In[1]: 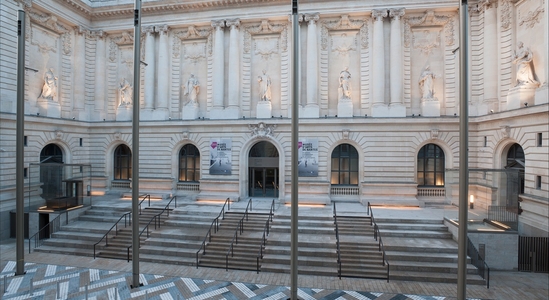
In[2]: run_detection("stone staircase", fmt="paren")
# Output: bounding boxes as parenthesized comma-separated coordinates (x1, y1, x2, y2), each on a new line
(375, 218, 486, 284)
(261, 215, 338, 276)
(336, 216, 388, 279)
(196, 211, 271, 271)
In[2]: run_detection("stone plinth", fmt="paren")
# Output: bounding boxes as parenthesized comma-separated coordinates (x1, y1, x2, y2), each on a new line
(420, 98, 440, 117)
(535, 84, 548, 105)
(37, 99, 61, 118)
(256, 101, 272, 119)
(337, 99, 353, 117)
(507, 85, 538, 109)
(302, 104, 319, 118)
(209, 107, 225, 119)
(116, 105, 132, 121)
(224, 106, 241, 119)
(182, 104, 199, 120)
(371, 103, 406, 118)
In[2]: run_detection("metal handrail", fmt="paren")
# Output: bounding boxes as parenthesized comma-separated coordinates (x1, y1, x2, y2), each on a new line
(256, 199, 276, 273)
(28, 213, 62, 253)
(467, 237, 490, 288)
(93, 212, 132, 259)
(225, 199, 253, 270)
(333, 202, 342, 279)
(196, 198, 231, 268)
(368, 202, 390, 282)
(138, 194, 151, 214)
(127, 195, 177, 261)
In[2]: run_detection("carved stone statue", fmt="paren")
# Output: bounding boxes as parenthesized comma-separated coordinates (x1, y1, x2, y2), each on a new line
(118, 78, 133, 106)
(257, 69, 272, 101)
(512, 42, 539, 87)
(183, 73, 200, 106)
(338, 67, 352, 101)
(39, 68, 58, 101)
(419, 65, 436, 99)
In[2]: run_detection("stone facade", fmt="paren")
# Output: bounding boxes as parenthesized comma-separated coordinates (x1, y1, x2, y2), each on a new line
(0, 0, 547, 240)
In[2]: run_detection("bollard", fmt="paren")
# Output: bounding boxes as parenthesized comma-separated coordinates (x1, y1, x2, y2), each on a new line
(30, 278, 33, 295)
(4, 276, 7, 293)
(57, 281, 60, 299)
(85, 285, 88, 299)
(116, 287, 118, 300)
(145, 290, 148, 300)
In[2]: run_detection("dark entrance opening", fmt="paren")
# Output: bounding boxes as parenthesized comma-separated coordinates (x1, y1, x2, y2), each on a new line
(249, 141, 279, 198)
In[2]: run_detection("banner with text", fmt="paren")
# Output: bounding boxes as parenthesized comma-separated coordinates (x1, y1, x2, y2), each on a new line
(298, 139, 319, 177)
(209, 139, 232, 175)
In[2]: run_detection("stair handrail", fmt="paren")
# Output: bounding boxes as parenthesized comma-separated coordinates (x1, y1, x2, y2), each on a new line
(333, 202, 342, 279)
(196, 197, 231, 268)
(256, 199, 276, 274)
(28, 213, 62, 253)
(127, 195, 177, 261)
(138, 194, 151, 215)
(225, 199, 253, 271)
(93, 211, 132, 259)
(467, 236, 490, 288)
(367, 202, 390, 282)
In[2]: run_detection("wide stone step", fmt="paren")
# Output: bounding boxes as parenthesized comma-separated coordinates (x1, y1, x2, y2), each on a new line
(39, 239, 92, 250)
(198, 255, 260, 271)
(375, 218, 443, 224)
(378, 223, 449, 231)
(261, 263, 338, 277)
(140, 245, 198, 258)
(264, 245, 336, 257)
(270, 226, 334, 234)
(34, 245, 93, 257)
(51, 230, 103, 241)
(379, 230, 453, 239)
(262, 254, 337, 267)
(384, 245, 458, 254)
(389, 270, 486, 285)
(385, 251, 463, 263)
(389, 261, 479, 274)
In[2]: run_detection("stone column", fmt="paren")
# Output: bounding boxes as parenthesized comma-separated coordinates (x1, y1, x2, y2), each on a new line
(226, 19, 240, 119)
(154, 25, 169, 119)
(210, 20, 225, 119)
(143, 26, 156, 112)
(389, 8, 406, 117)
(93, 31, 106, 121)
(371, 9, 388, 117)
(73, 26, 87, 120)
(481, 0, 498, 114)
(304, 13, 320, 118)
(535, 0, 549, 105)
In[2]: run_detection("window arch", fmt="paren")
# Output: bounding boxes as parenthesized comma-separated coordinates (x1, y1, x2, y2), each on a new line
(40, 144, 63, 163)
(417, 143, 445, 186)
(505, 143, 525, 194)
(114, 144, 131, 180)
(330, 144, 358, 185)
(249, 141, 279, 157)
(179, 144, 200, 182)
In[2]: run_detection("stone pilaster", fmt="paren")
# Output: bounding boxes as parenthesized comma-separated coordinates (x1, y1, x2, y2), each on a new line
(143, 26, 156, 111)
(73, 26, 86, 120)
(304, 13, 320, 118)
(210, 20, 225, 119)
(226, 19, 240, 119)
(480, 0, 498, 114)
(154, 25, 169, 119)
(371, 9, 388, 117)
(93, 30, 106, 121)
(389, 8, 406, 117)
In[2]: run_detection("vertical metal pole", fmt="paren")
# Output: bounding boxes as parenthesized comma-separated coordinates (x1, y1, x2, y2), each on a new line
(290, 1, 299, 299)
(16, 9, 26, 276)
(131, 0, 142, 289)
(457, 0, 469, 299)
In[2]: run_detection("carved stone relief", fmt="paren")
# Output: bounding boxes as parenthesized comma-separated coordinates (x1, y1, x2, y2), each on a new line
(412, 28, 441, 56)
(519, 4, 545, 28)
(404, 10, 455, 48)
(27, 9, 71, 55)
(172, 26, 212, 58)
(321, 15, 368, 51)
(243, 20, 287, 54)
(249, 122, 277, 138)
(501, 0, 513, 29)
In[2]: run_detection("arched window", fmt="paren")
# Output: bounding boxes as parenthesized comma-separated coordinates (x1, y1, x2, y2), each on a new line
(249, 141, 279, 157)
(330, 144, 359, 185)
(40, 144, 63, 163)
(179, 144, 200, 182)
(114, 144, 131, 180)
(417, 144, 445, 186)
(506, 143, 525, 194)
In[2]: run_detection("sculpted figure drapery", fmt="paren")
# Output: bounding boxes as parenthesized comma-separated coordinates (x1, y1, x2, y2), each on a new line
(257, 70, 272, 101)
(184, 73, 200, 105)
(338, 67, 352, 101)
(512, 42, 539, 87)
(118, 78, 133, 106)
(39, 68, 58, 101)
(419, 65, 436, 99)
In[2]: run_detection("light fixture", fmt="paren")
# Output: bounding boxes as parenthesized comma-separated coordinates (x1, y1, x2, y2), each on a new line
(324, 115, 327, 118)
(490, 110, 494, 113)
(365, 114, 367, 117)
(412, 114, 415, 117)
(469, 195, 474, 209)
(524, 102, 528, 107)
(168, 117, 171, 120)
(37, 112, 40, 116)
(335, 115, 338, 118)
(454, 113, 457, 116)
(418, 114, 421, 117)
(72, 117, 75, 120)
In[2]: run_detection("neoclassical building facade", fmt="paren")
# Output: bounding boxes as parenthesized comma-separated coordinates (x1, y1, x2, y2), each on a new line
(0, 0, 547, 239)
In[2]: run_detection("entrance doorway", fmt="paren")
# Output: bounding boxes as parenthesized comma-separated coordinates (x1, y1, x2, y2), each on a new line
(248, 141, 279, 198)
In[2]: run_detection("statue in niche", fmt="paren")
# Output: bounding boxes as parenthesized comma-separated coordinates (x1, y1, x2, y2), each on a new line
(118, 78, 133, 107)
(338, 67, 352, 101)
(257, 70, 272, 101)
(419, 65, 436, 100)
(39, 68, 58, 101)
(183, 74, 200, 106)
(512, 42, 539, 87)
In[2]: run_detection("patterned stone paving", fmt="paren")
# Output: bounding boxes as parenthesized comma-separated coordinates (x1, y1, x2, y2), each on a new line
(1, 261, 485, 300)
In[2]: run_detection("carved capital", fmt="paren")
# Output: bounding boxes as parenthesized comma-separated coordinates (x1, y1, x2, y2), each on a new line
(304, 13, 320, 24)
(143, 25, 155, 35)
(389, 8, 405, 20)
(478, 0, 498, 12)
(90, 30, 105, 40)
(155, 24, 169, 35)
(372, 9, 388, 21)
(226, 19, 241, 29)
(211, 20, 225, 29)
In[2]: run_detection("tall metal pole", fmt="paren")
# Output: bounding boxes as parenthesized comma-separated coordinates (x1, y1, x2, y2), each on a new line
(131, 0, 142, 288)
(290, 1, 300, 299)
(457, 0, 469, 298)
(15, 10, 26, 276)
